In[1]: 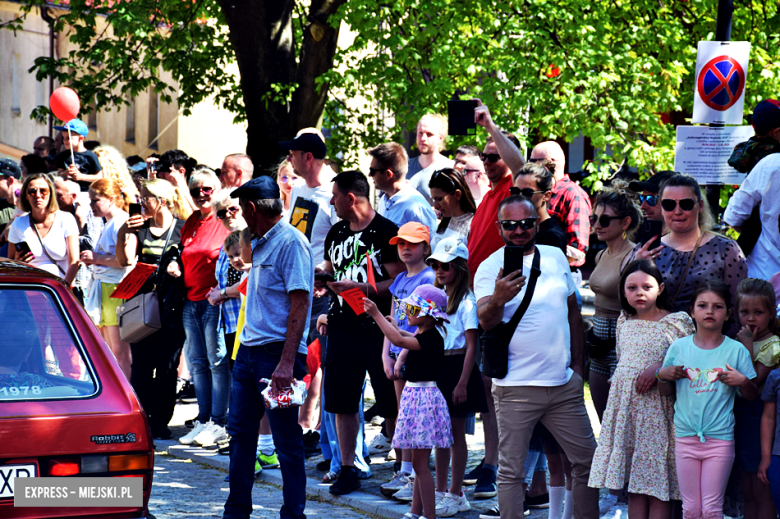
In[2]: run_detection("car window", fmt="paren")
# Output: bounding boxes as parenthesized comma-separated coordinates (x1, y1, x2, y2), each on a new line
(0, 287, 98, 400)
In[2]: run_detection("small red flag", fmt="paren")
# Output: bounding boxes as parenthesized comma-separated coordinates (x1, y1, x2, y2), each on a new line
(365, 251, 377, 294)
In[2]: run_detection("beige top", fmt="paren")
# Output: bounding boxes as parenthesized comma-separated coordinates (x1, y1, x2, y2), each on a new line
(590, 242, 634, 318)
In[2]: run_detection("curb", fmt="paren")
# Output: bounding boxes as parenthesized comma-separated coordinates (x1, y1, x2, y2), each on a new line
(158, 440, 410, 519)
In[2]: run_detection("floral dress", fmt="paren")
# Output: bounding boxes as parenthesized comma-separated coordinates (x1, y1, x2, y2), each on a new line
(589, 311, 695, 501)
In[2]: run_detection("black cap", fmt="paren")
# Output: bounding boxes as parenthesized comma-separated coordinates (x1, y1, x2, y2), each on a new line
(752, 99, 780, 136)
(231, 176, 280, 200)
(279, 132, 327, 160)
(629, 171, 675, 194)
(0, 158, 22, 179)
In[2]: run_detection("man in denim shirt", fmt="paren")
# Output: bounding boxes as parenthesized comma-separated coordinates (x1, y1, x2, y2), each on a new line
(223, 176, 314, 519)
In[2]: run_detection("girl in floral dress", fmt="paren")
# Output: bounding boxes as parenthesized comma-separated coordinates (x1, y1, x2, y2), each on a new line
(589, 260, 695, 519)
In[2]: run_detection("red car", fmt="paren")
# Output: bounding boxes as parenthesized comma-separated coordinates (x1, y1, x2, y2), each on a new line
(0, 260, 154, 518)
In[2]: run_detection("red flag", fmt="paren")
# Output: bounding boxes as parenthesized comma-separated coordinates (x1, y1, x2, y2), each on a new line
(365, 251, 377, 294)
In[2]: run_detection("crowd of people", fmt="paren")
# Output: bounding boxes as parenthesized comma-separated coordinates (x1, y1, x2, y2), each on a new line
(1, 97, 780, 519)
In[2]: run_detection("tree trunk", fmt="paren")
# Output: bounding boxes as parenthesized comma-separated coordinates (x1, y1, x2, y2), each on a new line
(217, 0, 346, 176)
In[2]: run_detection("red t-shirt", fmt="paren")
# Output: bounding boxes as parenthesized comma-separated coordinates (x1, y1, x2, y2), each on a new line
(180, 212, 231, 302)
(468, 174, 512, 281)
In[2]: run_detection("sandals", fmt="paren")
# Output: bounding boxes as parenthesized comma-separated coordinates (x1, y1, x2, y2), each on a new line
(322, 470, 340, 483)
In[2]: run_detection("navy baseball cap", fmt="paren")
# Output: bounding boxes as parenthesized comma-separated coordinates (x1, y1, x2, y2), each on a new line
(231, 176, 280, 200)
(629, 171, 675, 194)
(53, 119, 89, 137)
(0, 158, 22, 179)
(752, 99, 780, 136)
(279, 131, 327, 160)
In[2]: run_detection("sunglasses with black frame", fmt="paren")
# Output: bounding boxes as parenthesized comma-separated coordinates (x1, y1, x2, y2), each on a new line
(660, 198, 697, 212)
(499, 218, 537, 231)
(480, 153, 501, 163)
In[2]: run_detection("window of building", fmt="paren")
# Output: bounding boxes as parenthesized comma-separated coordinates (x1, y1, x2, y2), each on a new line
(11, 55, 21, 117)
(125, 97, 135, 143)
(148, 89, 159, 150)
(87, 103, 98, 131)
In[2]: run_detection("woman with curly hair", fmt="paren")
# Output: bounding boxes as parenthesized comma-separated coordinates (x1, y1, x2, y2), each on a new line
(93, 145, 140, 201)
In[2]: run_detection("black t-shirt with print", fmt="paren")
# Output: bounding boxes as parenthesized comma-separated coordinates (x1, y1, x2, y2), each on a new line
(135, 219, 184, 294)
(56, 150, 102, 191)
(401, 327, 444, 382)
(324, 213, 398, 327)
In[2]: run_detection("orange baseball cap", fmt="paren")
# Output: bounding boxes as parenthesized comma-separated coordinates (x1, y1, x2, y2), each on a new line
(389, 222, 430, 245)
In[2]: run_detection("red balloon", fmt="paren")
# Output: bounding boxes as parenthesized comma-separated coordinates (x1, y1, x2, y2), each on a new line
(50, 87, 80, 122)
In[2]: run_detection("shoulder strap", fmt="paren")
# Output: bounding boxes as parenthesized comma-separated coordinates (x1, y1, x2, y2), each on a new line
(504, 247, 541, 337)
(30, 217, 67, 277)
(670, 231, 705, 305)
(153, 220, 177, 288)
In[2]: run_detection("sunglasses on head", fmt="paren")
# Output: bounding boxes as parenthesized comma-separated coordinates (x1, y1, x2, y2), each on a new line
(427, 260, 452, 272)
(431, 169, 456, 188)
(217, 206, 240, 219)
(406, 304, 421, 317)
(589, 214, 623, 227)
(480, 153, 501, 163)
(661, 198, 697, 212)
(638, 194, 658, 207)
(509, 186, 546, 198)
(190, 186, 214, 198)
(499, 218, 537, 231)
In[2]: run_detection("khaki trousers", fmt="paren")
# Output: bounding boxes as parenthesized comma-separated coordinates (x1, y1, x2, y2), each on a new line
(492, 374, 599, 519)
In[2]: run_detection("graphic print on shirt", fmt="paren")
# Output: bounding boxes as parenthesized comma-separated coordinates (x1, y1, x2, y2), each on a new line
(289, 197, 319, 241)
(393, 293, 411, 327)
(684, 366, 723, 395)
(327, 231, 381, 284)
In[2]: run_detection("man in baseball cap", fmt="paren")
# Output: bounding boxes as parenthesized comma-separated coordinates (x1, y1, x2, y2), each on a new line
(279, 128, 327, 160)
(0, 158, 22, 180)
(629, 170, 674, 221)
(727, 99, 780, 175)
(53, 119, 102, 190)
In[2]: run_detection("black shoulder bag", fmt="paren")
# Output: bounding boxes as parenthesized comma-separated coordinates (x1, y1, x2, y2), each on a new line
(480, 247, 541, 379)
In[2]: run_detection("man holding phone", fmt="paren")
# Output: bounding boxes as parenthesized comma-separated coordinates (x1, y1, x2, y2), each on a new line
(474, 194, 597, 519)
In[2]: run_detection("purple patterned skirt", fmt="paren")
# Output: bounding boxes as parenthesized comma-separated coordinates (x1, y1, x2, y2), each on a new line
(392, 383, 453, 449)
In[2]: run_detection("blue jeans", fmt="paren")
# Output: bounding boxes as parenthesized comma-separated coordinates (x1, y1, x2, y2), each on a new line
(224, 344, 307, 519)
(183, 299, 230, 426)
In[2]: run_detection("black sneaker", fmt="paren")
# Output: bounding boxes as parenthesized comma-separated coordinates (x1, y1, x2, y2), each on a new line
(364, 403, 380, 423)
(479, 505, 500, 518)
(473, 469, 497, 499)
(329, 466, 361, 495)
(216, 437, 231, 455)
(152, 427, 173, 440)
(526, 491, 550, 509)
(316, 459, 332, 472)
(464, 458, 484, 485)
(303, 430, 321, 457)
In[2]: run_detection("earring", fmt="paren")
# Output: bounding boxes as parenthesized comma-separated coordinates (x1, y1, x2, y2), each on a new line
(622, 231, 627, 240)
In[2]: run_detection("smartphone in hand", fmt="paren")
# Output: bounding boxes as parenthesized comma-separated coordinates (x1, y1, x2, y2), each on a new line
(639, 220, 663, 250)
(129, 203, 142, 217)
(14, 241, 33, 258)
(504, 246, 524, 277)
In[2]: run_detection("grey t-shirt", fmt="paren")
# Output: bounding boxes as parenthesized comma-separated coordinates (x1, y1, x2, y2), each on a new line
(406, 156, 455, 205)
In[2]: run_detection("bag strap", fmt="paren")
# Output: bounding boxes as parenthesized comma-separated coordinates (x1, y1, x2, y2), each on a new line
(503, 247, 541, 338)
(30, 217, 67, 277)
(153, 220, 177, 288)
(670, 231, 705, 305)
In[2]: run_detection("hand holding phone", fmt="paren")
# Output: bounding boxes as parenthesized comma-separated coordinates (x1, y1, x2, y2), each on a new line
(129, 203, 142, 217)
(504, 246, 525, 277)
(14, 241, 34, 262)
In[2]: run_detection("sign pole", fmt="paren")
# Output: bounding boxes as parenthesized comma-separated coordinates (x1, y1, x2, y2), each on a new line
(705, 0, 735, 223)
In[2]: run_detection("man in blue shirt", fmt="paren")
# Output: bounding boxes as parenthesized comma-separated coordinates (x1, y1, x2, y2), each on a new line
(223, 176, 314, 519)
(369, 142, 438, 235)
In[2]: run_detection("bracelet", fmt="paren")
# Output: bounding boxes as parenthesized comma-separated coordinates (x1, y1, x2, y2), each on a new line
(655, 367, 667, 383)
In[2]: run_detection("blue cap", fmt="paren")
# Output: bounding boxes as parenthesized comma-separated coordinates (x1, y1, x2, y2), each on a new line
(53, 119, 89, 137)
(230, 176, 280, 200)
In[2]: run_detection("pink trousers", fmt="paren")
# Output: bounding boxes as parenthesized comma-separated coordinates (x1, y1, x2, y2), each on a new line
(675, 435, 735, 519)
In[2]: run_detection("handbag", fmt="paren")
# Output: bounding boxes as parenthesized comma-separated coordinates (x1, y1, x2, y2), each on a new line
(479, 247, 541, 379)
(117, 222, 176, 343)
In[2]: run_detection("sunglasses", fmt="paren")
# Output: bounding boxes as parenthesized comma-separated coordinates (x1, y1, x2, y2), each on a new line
(589, 214, 623, 227)
(638, 194, 658, 207)
(661, 198, 697, 212)
(368, 167, 385, 177)
(281, 175, 296, 184)
(431, 169, 456, 188)
(406, 304, 421, 317)
(190, 186, 214, 198)
(509, 186, 546, 198)
(27, 188, 49, 197)
(499, 218, 537, 231)
(480, 153, 501, 163)
(427, 260, 452, 272)
(217, 206, 240, 219)
(527, 157, 544, 163)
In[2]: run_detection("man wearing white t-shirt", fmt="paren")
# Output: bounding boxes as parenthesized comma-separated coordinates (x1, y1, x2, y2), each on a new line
(474, 194, 597, 519)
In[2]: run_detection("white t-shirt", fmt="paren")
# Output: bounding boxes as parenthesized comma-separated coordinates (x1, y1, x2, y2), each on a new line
(9, 211, 79, 278)
(92, 213, 130, 280)
(443, 291, 479, 351)
(474, 245, 575, 387)
(288, 182, 339, 268)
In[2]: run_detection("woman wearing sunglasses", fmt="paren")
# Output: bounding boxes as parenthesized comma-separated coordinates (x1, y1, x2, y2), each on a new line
(629, 173, 747, 326)
(275, 160, 298, 216)
(512, 161, 566, 254)
(428, 168, 477, 250)
(168, 168, 232, 447)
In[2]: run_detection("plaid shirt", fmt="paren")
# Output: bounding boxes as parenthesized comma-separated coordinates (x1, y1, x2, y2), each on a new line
(548, 175, 591, 267)
(215, 247, 241, 334)
(75, 207, 104, 289)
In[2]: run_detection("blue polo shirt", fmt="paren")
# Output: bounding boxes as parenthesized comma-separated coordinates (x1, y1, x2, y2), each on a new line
(240, 219, 314, 354)
(378, 184, 438, 236)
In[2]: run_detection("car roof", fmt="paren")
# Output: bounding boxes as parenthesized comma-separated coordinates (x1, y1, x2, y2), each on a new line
(0, 257, 68, 284)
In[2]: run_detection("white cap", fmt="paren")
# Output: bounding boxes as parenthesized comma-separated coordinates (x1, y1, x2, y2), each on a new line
(427, 236, 469, 263)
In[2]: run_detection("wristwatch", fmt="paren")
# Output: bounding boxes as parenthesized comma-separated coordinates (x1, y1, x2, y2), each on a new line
(220, 288, 227, 298)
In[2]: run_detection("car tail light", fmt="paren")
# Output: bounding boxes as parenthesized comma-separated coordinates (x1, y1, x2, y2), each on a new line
(49, 458, 80, 476)
(108, 453, 153, 472)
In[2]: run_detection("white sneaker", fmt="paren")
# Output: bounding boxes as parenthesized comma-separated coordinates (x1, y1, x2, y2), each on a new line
(179, 420, 206, 445)
(385, 449, 397, 461)
(435, 490, 447, 505)
(393, 476, 415, 501)
(380, 471, 410, 497)
(437, 492, 471, 517)
(368, 433, 392, 455)
(599, 494, 619, 516)
(402, 514, 419, 519)
(193, 421, 228, 447)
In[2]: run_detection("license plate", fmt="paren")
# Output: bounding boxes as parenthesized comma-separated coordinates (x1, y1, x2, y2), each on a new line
(0, 464, 36, 499)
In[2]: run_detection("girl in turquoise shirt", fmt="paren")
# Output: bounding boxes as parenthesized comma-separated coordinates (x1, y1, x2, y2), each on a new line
(658, 280, 758, 519)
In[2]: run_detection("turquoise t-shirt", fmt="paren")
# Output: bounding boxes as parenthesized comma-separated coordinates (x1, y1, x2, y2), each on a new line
(662, 335, 756, 442)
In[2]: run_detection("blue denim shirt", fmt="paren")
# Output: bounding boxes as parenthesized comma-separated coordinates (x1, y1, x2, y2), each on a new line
(378, 185, 438, 236)
(239, 219, 313, 353)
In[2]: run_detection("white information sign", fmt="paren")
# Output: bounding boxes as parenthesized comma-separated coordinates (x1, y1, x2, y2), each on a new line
(692, 41, 750, 125)
(674, 125, 754, 185)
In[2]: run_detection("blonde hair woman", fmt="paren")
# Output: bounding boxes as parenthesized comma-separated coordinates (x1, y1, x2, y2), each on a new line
(276, 160, 298, 215)
(80, 178, 132, 378)
(93, 145, 140, 201)
(144, 177, 191, 220)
